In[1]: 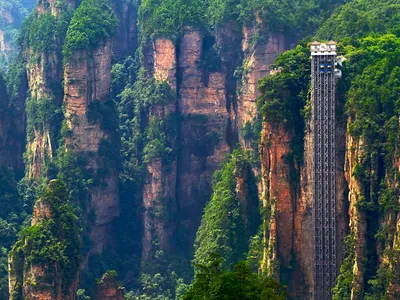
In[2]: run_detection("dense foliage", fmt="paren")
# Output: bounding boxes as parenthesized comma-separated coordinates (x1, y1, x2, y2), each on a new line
(335, 34, 400, 299)
(25, 96, 62, 141)
(63, 0, 117, 58)
(194, 150, 260, 270)
(110, 55, 190, 299)
(0, 69, 27, 299)
(345, 35, 400, 163)
(0, 168, 29, 299)
(139, 0, 348, 40)
(333, 234, 355, 300)
(20, 12, 58, 55)
(18, 1, 73, 61)
(258, 43, 311, 170)
(258, 44, 310, 125)
(112, 60, 177, 186)
(183, 255, 287, 300)
(10, 179, 81, 298)
(316, 0, 400, 40)
(139, 0, 206, 40)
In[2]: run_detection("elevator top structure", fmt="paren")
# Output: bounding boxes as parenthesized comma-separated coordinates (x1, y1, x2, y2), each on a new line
(310, 41, 337, 56)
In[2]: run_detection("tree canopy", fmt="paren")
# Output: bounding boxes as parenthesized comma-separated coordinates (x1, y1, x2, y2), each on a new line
(183, 255, 287, 300)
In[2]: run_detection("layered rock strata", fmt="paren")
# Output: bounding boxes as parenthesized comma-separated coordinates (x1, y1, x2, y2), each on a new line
(63, 40, 119, 255)
(25, 0, 76, 178)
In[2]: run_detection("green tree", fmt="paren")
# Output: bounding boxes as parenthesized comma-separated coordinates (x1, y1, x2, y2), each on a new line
(9, 179, 82, 296)
(139, 0, 206, 40)
(316, 0, 400, 40)
(63, 0, 117, 58)
(194, 150, 260, 270)
(183, 255, 287, 300)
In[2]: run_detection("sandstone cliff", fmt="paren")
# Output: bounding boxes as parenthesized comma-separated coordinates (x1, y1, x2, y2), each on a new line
(8, 180, 80, 300)
(24, 0, 76, 179)
(259, 68, 348, 299)
(176, 27, 232, 247)
(344, 125, 367, 299)
(139, 24, 292, 270)
(8, 0, 137, 294)
(9, 2, 353, 298)
(112, 0, 138, 60)
(239, 27, 288, 148)
(0, 29, 11, 60)
(141, 38, 177, 260)
(63, 39, 119, 255)
(387, 147, 400, 298)
(344, 118, 400, 300)
(137, 28, 234, 271)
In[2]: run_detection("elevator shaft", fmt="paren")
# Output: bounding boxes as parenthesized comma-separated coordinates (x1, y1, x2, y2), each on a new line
(311, 42, 337, 300)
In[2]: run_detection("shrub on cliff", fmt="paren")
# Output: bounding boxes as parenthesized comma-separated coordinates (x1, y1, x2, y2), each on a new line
(63, 0, 117, 58)
(139, 0, 206, 40)
(315, 0, 400, 40)
(9, 179, 82, 294)
(183, 256, 287, 300)
(194, 149, 260, 270)
(258, 43, 310, 167)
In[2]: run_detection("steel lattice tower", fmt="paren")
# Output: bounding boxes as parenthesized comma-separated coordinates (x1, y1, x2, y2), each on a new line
(310, 41, 338, 300)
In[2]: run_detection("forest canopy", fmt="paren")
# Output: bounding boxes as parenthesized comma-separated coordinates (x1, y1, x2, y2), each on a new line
(139, 0, 349, 40)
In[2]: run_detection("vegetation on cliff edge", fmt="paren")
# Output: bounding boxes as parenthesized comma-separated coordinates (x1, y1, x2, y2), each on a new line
(63, 0, 117, 58)
(194, 149, 260, 270)
(9, 179, 81, 298)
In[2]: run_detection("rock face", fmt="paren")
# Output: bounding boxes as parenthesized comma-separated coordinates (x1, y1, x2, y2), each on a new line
(142, 38, 177, 259)
(388, 147, 400, 298)
(139, 25, 291, 264)
(9, 1, 136, 294)
(388, 142, 400, 300)
(63, 40, 119, 255)
(9, 201, 76, 300)
(235, 155, 260, 244)
(0, 30, 11, 54)
(176, 27, 232, 246)
(260, 120, 314, 298)
(0, 73, 26, 175)
(344, 117, 399, 300)
(112, 0, 138, 60)
(25, 0, 76, 179)
(239, 28, 288, 144)
(260, 122, 296, 275)
(140, 27, 244, 260)
(345, 130, 367, 299)
(259, 83, 348, 298)
(6, 2, 399, 299)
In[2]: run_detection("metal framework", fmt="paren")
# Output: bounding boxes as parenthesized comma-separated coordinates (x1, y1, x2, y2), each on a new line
(311, 42, 337, 300)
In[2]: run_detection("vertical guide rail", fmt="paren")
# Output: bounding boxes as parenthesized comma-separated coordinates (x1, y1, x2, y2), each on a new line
(324, 54, 331, 297)
(317, 54, 324, 299)
(330, 56, 337, 289)
(311, 43, 337, 300)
